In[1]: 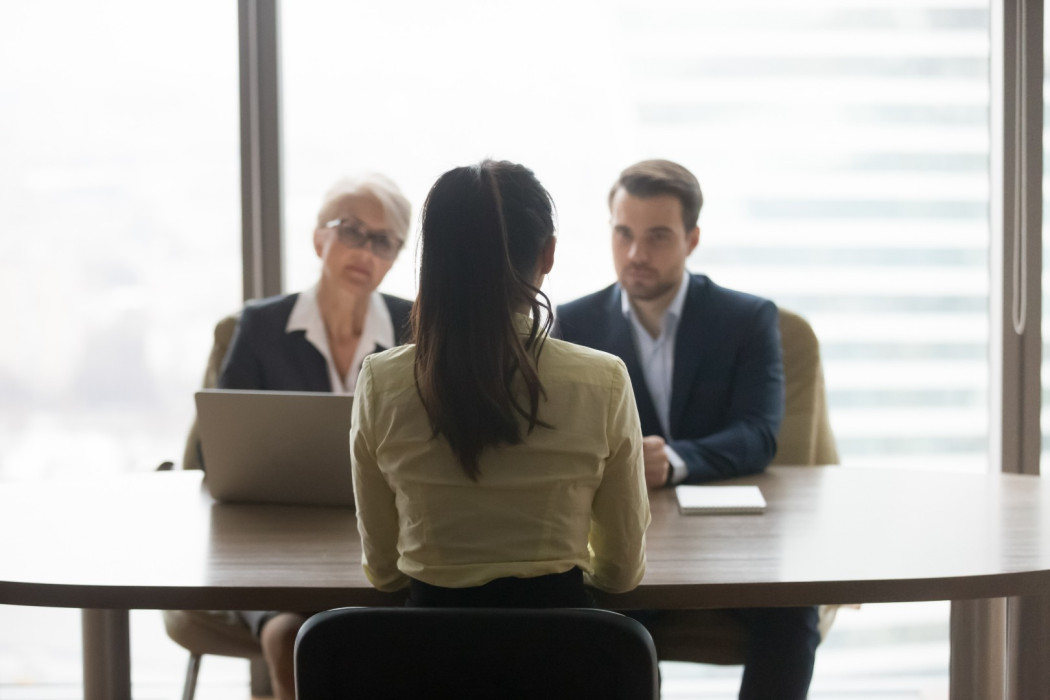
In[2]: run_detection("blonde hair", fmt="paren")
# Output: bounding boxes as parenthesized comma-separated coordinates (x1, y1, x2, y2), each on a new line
(317, 173, 412, 242)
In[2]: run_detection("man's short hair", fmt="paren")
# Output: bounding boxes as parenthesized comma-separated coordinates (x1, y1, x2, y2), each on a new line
(317, 173, 412, 242)
(609, 159, 703, 231)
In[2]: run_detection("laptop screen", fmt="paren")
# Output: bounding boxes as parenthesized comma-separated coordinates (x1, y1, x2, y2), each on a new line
(196, 389, 356, 508)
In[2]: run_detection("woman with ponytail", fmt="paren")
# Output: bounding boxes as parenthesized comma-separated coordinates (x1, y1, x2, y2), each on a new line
(351, 160, 649, 607)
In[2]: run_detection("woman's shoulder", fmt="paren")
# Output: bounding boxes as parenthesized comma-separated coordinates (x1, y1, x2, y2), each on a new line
(236, 292, 299, 334)
(361, 344, 418, 390)
(379, 293, 413, 344)
(542, 337, 629, 386)
(241, 292, 298, 318)
(380, 293, 413, 315)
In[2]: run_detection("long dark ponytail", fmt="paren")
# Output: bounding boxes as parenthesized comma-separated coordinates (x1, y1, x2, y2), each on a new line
(412, 160, 555, 480)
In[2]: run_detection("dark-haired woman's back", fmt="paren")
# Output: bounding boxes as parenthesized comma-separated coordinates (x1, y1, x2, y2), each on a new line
(352, 159, 648, 608)
(351, 320, 649, 603)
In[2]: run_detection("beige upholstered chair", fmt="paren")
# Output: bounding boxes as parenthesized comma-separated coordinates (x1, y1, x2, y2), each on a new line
(771, 307, 839, 469)
(162, 608, 271, 700)
(646, 307, 841, 665)
(161, 312, 275, 700)
(180, 313, 239, 472)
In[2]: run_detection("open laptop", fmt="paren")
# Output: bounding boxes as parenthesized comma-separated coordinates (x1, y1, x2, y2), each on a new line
(195, 389, 356, 508)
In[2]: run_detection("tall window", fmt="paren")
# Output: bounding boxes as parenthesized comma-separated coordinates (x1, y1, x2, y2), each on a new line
(282, 0, 991, 473)
(0, 1, 240, 481)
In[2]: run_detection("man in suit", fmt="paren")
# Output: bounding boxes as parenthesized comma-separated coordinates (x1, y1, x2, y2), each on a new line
(555, 159, 820, 699)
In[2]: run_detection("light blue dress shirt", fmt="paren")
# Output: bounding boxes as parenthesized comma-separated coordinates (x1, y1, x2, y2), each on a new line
(621, 276, 690, 485)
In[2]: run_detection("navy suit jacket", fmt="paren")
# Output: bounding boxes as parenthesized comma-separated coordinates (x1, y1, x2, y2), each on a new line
(219, 292, 413, 392)
(554, 274, 784, 483)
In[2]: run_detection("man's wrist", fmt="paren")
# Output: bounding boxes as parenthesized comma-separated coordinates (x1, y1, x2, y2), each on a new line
(664, 445, 687, 487)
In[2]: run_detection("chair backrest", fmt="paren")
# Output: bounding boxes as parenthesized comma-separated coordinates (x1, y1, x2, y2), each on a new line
(772, 308, 839, 466)
(181, 312, 240, 471)
(294, 607, 659, 700)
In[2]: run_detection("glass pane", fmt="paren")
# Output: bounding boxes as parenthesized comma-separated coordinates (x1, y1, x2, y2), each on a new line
(283, 5, 984, 694)
(0, 1, 240, 483)
(283, 0, 990, 474)
(0, 0, 240, 691)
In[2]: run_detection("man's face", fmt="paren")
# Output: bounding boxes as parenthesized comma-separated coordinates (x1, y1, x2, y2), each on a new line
(610, 188, 699, 303)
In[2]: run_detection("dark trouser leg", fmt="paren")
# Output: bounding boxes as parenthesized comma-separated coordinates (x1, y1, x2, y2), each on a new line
(732, 606, 820, 700)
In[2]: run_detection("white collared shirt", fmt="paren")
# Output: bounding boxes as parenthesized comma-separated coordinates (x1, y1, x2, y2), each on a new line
(621, 274, 690, 484)
(286, 284, 395, 394)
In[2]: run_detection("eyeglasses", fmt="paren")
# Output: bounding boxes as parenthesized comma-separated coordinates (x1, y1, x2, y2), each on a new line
(325, 218, 403, 261)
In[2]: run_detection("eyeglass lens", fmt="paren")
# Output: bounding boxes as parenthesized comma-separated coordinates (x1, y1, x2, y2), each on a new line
(330, 220, 401, 260)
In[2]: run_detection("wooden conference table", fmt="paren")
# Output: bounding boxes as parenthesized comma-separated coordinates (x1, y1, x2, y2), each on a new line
(0, 466, 1048, 700)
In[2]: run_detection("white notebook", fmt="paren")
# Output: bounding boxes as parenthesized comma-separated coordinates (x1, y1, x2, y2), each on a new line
(675, 485, 767, 515)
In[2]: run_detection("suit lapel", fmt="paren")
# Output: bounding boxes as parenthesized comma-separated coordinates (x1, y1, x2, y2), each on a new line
(669, 275, 708, 438)
(606, 287, 663, 437)
(287, 331, 332, 392)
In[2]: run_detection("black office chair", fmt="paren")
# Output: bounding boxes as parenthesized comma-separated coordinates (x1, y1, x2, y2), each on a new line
(294, 607, 659, 700)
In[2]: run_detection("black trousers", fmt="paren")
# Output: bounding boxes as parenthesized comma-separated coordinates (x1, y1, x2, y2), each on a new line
(407, 567, 594, 608)
(630, 606, 820, 700)
(732, 606, 820, 700)
(238, 569, 593, 637)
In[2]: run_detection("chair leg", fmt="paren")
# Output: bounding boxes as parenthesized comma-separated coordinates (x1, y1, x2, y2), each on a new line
(250, 656, 274, 697)
(182, 653, 201, 700)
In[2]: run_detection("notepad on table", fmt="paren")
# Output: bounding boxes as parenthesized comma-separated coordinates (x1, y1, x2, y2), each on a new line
(675, 485, 767, 515)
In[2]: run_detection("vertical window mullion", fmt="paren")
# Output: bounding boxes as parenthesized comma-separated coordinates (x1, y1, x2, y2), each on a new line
(239, 0, 284, 301)
(992, 0, 1042, 476)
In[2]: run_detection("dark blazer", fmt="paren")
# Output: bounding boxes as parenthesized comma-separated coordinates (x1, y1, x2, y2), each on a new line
(554, 274, 784, 483)
(219, 292, 413, 392)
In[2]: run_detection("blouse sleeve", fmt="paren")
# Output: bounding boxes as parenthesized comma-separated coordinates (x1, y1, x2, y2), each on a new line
(586, 358, 650, 593)
(350, 357, 409, 592)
